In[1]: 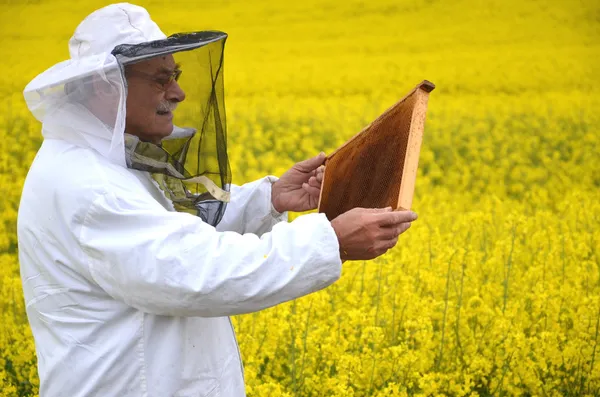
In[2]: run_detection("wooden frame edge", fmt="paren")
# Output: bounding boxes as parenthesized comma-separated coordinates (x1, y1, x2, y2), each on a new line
(325, 80, 435, 160)
(317, 80, 435, 213)
(396, 88, 432, 210)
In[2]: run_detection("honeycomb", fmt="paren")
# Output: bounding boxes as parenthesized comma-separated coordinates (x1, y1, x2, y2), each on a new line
(318, 80, 435, 221)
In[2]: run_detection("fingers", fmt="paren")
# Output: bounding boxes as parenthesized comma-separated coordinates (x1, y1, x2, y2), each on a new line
(304, 173, 322, 196)
(380, 236, 400, 251)
(302, 183, 321, 197)
(376, 210, 418, 226)
(307, 176, 320, 189)
(369, 235, 399, 257)
(398, 221, 412, 234)
(373, 223, 410, 256)
(378, 222, 411, 239)
(333, 206, 417, 261)
(361, 206, 393, 214)
(296, 152, 326, 172)
(312, 165, 325, 180)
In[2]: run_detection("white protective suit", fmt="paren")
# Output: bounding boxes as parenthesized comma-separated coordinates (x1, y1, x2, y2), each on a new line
(17, 3, 342, 397)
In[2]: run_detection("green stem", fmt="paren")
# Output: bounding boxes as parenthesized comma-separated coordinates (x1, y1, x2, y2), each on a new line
(455, 239, 469, 367)
(503, 225, 516, 314)
(391, 289, 397, 342)
(290, 300, 297, 391)
(436, 249, 457, 371)
(360, 260, 367, 296)
(374, 260, 383, 326)
(587, 304, 600, 395)
(296, 299, 313, 395)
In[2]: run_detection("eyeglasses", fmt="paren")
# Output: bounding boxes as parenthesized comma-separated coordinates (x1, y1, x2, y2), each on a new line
(126, 68, 183, 90)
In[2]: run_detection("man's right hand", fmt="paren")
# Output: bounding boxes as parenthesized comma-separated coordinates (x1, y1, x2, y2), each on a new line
(330, 207, 418, 261)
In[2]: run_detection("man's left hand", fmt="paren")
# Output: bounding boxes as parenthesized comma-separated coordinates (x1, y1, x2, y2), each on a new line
(271, 152, 327, 213)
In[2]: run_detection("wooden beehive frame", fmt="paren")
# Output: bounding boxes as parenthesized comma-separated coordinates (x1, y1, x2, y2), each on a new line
(317, 80, 435, 220)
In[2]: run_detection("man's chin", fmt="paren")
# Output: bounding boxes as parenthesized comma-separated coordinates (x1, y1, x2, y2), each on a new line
(154, 129, 174, 143)
(152, 120, 175, 142)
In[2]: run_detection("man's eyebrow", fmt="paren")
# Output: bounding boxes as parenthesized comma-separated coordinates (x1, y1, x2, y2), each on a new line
(157, 63, 182, 74)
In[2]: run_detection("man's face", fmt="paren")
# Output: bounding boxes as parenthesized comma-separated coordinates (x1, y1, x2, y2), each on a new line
(124, 55, 186, 143)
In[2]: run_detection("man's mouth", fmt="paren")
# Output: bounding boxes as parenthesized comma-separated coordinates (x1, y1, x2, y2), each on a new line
(156, 110, 171, 116)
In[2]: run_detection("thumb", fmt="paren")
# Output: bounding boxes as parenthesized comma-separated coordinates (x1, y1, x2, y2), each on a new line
(296, 152, 326, 171)
(364, 206, 393, 213)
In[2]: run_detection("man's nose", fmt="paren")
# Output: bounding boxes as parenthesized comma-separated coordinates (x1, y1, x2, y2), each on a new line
(165, 80, 186, 102)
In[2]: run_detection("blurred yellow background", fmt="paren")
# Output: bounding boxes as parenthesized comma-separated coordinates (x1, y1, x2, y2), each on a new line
(1, 0, 599, 395)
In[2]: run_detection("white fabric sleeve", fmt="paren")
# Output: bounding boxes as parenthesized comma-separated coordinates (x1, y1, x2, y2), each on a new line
(216, 175, 286, 236)
(79, 189, 342, 317)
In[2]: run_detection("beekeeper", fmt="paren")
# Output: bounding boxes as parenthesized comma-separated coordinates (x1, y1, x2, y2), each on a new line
(17, 3, 418, 396)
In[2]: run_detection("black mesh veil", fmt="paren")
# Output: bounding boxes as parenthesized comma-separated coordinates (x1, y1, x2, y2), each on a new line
(113, 31, 231, 226)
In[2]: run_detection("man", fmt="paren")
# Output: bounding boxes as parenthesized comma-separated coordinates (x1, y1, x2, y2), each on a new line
(18, 3, 417, 396)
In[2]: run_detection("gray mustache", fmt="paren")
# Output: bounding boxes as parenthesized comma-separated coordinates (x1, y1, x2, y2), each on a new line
(157, 101, 178, 113)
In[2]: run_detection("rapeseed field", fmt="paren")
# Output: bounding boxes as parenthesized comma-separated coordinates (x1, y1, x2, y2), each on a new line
(1, 0, 599, 395)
